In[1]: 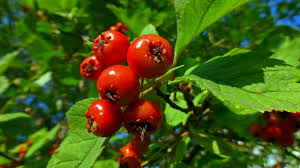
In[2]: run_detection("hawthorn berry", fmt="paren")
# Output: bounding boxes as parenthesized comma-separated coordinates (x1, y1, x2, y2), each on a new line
(275, 133, 295, 147)
(124, 100, 162, 138)
(93, 30, 130, 66)
(127, 34, 174, 78)
(86, 99, 122, 137)
(97, 65, 140, 106)
(130, 135, 150, 155)
(80, 55, 105, 81)
(248, 124, 262, 137)
(260, 124, 282, 142)
(119, 145, 142, 168)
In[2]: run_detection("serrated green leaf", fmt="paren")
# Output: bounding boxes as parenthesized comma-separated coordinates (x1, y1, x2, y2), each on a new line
(0, 76, 10, 94)
(174, 0, 251, 63)
(139, 24, 159, 36)
(25, 124, 60, 158)
(0, 49, 22, 75)
(172, 49, 300, 112)
(47, 98, 109, 168)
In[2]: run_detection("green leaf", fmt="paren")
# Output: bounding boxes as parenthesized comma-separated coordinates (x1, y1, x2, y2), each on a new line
(36, 0, 78, 13)
(174, 0, 251, 62)
(171, 48, 300, 112)
(174, 136, 190, 162)
(0, 113, 32, 136)
(211, 101, 261, 139)
(93, 159, 118, 168)
(0, 49, 22, 75)
(0, 76, 10, 94)
(0, 113, 30, 123)
(164, 92, 190, 127)
(34, 72, 52, 86)
(139, 24, 159, 36)
(25, 124, 60, 158)
(47, 98, 109, 168)
(258, 33, 300, 67)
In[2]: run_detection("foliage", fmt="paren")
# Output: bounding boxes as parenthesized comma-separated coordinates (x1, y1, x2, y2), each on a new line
(0, 0, 300, 167)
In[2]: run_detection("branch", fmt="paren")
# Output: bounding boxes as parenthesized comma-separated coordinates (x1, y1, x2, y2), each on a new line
(0, 151, 21, 162)
(155, 88, 189, 112)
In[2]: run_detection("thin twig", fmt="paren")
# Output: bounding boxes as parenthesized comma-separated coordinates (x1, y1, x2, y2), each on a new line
(155, 88, 189, 112)
(0, 151, 21, 162)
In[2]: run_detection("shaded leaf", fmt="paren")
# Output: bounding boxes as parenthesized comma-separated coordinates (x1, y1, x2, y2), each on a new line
(171, 49, 300, 112)
(0, 49, 22, 75)
(0, 76, 10, 94)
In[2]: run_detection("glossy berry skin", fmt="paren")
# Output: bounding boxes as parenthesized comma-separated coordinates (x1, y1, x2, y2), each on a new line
(97, 65, 140, 106)
(85, 99, 122, 137)
(119, 145, 142, 168)
(124, 100, 162, 136)
(248, 124, 262, 137)
(260, 124, 282, 142)
(130, 135, 150, 155)
(127, 34, 174, 78)
(80, 55, 105, 81)
(93, 30, 130, 66)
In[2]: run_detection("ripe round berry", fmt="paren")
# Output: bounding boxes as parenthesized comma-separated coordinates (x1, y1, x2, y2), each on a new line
(275, 133, 295, 147)
(93, 30, 130, 66)
(119, 144, 142, 168)
(127, 34, 174, 78)
(248, 124, 262, 137)
(97, 65, 140, 106)
(86, 99, 122, 137)
(80, 55, 105, 81)
(130, 135, 150, 155)
(260, 124, 282, 142)
(124, 99, 162, 137)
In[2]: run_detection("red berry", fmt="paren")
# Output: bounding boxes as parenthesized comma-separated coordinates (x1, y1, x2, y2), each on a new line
(22, 5, 30, 13)
(119, 145, 142, 168)
(261, 111, 281, 125)
(110, 25, 119, 31)
(279, 117, 297, 134)
(248, 124, 262, 137)
(116, 22, 123, 28)
(127, 34, 174, 78)
(275, 133, 295, 147)
(93, 30, 130, 66)
(124, 100, 162, 137)
(18, 145, 27, 153)
(86, 99, 122, 137)
(26, 140, 33, 146)
(97, 65, 140, 106)
(80, 55, 105, 81)
(130, 135, 150, 155)
(260, 124, 282, 142)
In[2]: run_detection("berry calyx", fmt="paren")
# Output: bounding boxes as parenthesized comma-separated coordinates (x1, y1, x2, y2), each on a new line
(86, 99, 122, 137)
(124, 100, 161, 138)
(248, 124, 262, 137)
(80, 55, 105, 81)
(97, 65, 140, 106)
(119, 145, 142, 168)
(127, 34, 174, 78)
(93, 30, 130, 66)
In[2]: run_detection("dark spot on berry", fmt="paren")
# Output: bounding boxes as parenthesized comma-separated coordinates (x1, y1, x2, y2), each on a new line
(105, 90, 120, 102)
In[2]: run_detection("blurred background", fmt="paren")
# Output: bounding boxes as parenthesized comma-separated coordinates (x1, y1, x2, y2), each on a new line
(0, 0, 300, 167)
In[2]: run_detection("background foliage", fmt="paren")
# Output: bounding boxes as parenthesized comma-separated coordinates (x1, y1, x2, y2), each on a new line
(0, 0, 300, 167)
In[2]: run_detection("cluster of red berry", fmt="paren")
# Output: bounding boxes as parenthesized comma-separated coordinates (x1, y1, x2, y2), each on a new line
(248, 110, 300, 146)
(79, 29, 174, 167)
(109, 22, 128, 33)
